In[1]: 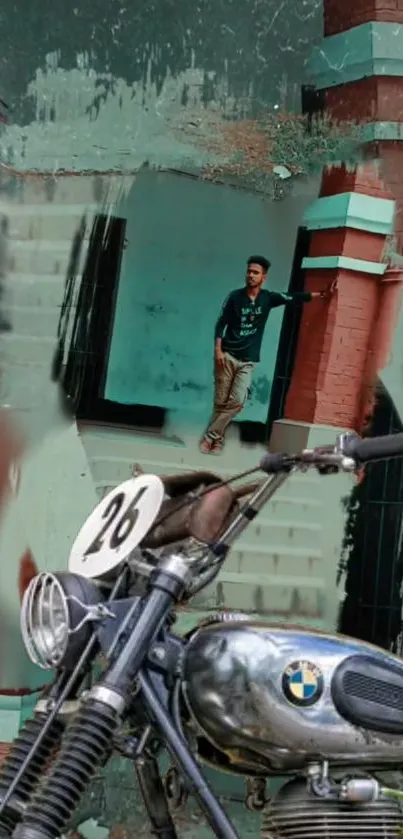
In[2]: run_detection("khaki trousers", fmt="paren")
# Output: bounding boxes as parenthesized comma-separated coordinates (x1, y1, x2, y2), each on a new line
(205, 352, 254, 440)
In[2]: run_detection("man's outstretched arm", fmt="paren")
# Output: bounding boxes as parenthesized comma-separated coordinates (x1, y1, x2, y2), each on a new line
(270, 280, 337, 308)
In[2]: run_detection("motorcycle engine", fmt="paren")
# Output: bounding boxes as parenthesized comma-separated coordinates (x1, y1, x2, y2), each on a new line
(261, 778, 402, 839)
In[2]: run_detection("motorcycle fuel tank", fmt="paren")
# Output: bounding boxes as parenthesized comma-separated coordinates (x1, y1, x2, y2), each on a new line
(181, 621, 403, 774)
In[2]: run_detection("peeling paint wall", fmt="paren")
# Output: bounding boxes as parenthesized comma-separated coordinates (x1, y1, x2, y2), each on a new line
(0, 0, 323, 172)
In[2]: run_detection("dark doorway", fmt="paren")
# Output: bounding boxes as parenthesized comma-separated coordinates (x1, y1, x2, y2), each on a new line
(264, 225, 311, 438)
(55, 212, 166, 431)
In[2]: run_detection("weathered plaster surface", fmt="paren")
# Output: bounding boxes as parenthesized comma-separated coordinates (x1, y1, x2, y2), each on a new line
(0, 0, 325, 173)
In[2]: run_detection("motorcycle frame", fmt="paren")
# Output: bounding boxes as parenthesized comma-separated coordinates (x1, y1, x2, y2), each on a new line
(7, 433, 403, 839)
(85, 473, 291, 839)
(0, 470, 293, 839)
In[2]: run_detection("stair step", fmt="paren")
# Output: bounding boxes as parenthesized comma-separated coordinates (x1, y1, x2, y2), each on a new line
(3, 273, 71, 309)
(0, 175, 126, 205)
(219, 570, 324, 588)
(0, 332, 55, 365)
(1, 305, 66, 339)
(9, 238, 90, 250)
(231, 550, 322, 577)
(224, 544, 322, 576)
(0, 364, 59, 409)
(8, 239, 88, 275)
(5, 206, 98, 242)
(237, 519, 321, 551)
(192, 573, 324, 617)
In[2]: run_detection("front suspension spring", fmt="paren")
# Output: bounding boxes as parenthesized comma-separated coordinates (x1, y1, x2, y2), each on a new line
(15, 699, 119, 839)
(0, 713, 64, 836)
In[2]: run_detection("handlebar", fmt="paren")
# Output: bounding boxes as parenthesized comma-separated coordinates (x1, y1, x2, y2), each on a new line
(259, 431, 403, 475)
(185, 430, 403, 597)
(132, 431, 403, 599)
(342, 431, 403, 464)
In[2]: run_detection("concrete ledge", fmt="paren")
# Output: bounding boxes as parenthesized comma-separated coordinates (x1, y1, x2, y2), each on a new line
(303, 192, 395, 236)
(308, 22, 403, 89)
(302, 255, 387, 275)
(362, 122, 403, 142)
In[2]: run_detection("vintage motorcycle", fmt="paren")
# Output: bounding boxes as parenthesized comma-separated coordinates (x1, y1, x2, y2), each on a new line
(1, 431, 403, 839)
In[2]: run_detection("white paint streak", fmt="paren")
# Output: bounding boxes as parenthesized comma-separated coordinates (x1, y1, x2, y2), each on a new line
(0, 52, 235, 172)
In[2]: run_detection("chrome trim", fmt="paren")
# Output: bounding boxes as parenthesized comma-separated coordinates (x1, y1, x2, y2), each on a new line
(160, 553, 193, 584)
(35, 698, 82, 716)
(88, 684, 126, 714)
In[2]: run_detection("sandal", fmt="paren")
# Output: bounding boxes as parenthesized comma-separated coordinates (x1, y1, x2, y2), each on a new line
(199, 436, 213, 454)
(210, 437, 224, 455)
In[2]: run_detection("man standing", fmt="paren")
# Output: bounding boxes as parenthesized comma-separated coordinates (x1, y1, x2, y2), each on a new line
(200, 255, 334, 455)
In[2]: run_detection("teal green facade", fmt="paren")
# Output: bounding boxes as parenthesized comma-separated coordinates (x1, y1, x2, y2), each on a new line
(105, 168, 320, 426)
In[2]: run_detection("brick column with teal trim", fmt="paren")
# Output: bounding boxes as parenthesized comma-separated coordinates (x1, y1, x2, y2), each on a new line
(270, 0, 403, 438)
(307, 2, 403, 251)
(283, 164, 397, 429)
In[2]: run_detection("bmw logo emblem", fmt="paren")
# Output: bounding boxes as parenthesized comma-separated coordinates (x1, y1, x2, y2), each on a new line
(282, 659, 324, 707)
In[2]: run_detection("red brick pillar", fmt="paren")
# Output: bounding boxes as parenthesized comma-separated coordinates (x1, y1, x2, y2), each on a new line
(279, 0, 403, 435)
(284, 163, 394, 430)
(379, 147, 403, 254)
(322, 0, 403, 253)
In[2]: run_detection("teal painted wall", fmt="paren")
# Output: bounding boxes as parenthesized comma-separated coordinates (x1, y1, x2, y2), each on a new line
(105, 168, 320, 428)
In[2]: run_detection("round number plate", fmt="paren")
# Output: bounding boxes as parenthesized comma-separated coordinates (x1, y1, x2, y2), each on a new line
(68, 474, 165, 579)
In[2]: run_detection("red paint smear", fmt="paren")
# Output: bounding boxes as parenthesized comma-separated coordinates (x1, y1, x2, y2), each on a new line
(0, 685, 47, 696)
(18, 549, 39, 603)
(0, 412, 24, 512)
(0, 413, 43, 696)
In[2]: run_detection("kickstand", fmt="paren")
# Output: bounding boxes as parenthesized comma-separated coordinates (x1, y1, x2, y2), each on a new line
(134, 751, 178, 839)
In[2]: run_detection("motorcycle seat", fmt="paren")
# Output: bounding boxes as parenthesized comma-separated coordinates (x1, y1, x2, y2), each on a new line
(159, 471, 222, 497)
(142, 471, 238, 549)
(331, 653, 403, 735)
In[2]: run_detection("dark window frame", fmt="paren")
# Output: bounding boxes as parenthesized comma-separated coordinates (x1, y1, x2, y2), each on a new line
(58, 212, 167, 430)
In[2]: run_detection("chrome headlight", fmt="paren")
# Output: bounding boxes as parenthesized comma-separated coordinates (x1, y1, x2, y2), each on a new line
(21, 572, 103, 671)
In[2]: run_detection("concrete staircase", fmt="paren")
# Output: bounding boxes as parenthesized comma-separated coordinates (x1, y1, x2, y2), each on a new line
(79, 423, 336, 627)
(0, 172, 133, 443)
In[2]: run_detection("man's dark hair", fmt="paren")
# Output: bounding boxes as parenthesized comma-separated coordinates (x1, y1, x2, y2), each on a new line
(247, 255, 271, 272)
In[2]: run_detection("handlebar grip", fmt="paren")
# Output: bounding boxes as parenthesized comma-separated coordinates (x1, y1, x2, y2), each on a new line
(260, 452, 290, 474)
(344, 432, 403, 464)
